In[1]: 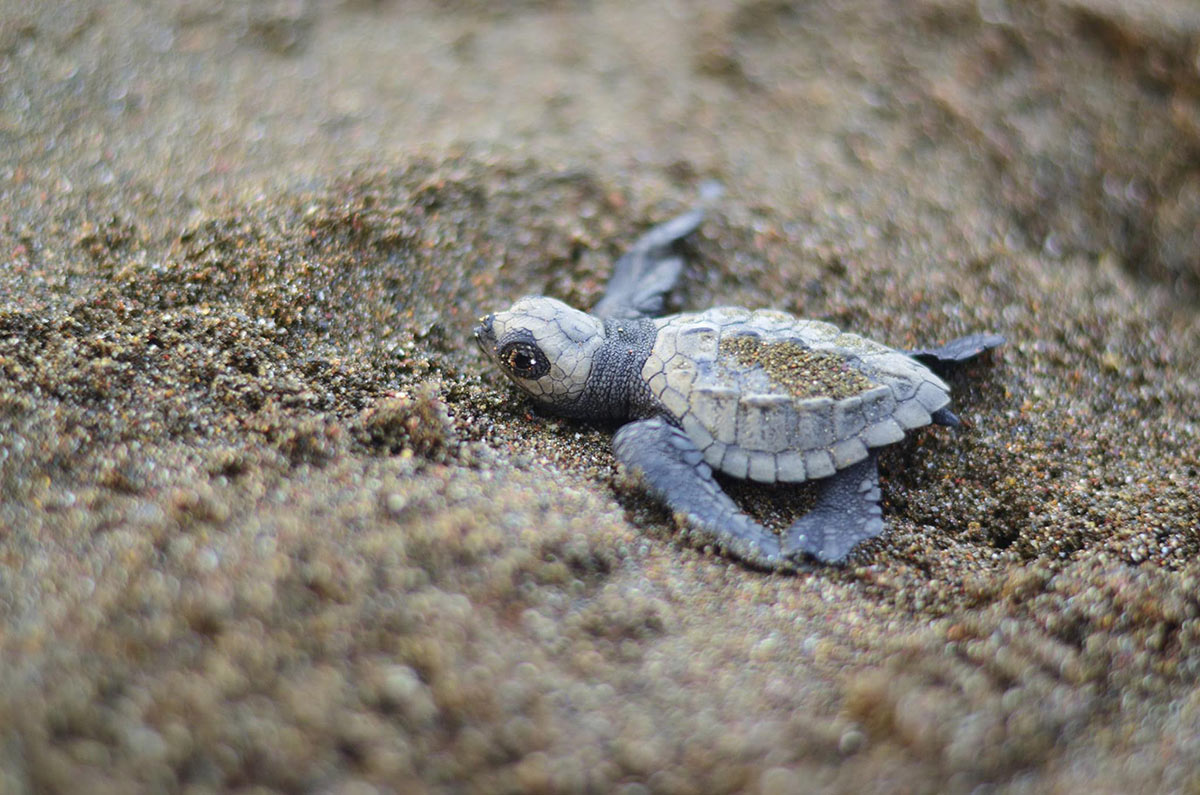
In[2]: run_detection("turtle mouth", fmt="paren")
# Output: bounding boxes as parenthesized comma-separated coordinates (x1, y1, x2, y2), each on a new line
(473, 314, 496, 356)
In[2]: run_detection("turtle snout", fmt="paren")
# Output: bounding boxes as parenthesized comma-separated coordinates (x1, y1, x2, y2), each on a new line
(473, 314, 496, 354)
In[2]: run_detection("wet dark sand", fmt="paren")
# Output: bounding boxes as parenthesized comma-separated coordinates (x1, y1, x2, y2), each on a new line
(2, 1, 1200, 792)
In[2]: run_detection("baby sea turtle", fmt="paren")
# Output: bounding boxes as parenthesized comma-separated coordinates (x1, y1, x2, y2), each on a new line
(474, 195, 1002, 570)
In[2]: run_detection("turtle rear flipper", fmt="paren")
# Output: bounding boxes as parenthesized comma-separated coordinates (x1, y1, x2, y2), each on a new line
(906, 333, 1005, 366)
(783, 454, 885, 564)
(930, 407, 960, 427)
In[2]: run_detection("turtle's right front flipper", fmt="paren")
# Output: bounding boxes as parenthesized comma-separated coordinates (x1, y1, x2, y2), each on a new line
(613, 417, 790, 571)
(592, 184, 721, 321)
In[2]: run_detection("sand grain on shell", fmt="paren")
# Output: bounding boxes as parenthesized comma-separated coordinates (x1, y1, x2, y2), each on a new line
(719, 334, 877, 400)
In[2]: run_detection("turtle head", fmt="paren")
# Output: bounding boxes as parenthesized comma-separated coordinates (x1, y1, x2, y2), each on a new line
(474, 296, 606, 413)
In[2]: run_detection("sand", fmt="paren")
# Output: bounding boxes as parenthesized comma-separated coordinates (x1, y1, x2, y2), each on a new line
(2, 0, 1200, 792)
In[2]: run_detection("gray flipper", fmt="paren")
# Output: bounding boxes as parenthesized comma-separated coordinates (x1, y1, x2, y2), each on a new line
(592, 183, 722, 320)
(907, 333, 1005, 365)
(930, 407, 960, 427)
(782, 454, 885, 564)
(613, 417, 788, 570)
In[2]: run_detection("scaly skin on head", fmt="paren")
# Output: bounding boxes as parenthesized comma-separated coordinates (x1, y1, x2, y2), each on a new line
(474, 296, 660, 422)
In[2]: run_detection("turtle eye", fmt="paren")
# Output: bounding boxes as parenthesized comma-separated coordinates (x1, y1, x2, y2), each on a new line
(500, 341, 550, 379)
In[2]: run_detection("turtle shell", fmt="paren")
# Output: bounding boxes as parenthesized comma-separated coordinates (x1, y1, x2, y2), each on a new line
(640, 307, 952, 483)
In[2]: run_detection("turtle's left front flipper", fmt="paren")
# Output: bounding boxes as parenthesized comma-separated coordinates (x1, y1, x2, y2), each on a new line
(592, 184, 721, 320)
(782, 454, 885, 564)
(613, 416, 789, 571)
